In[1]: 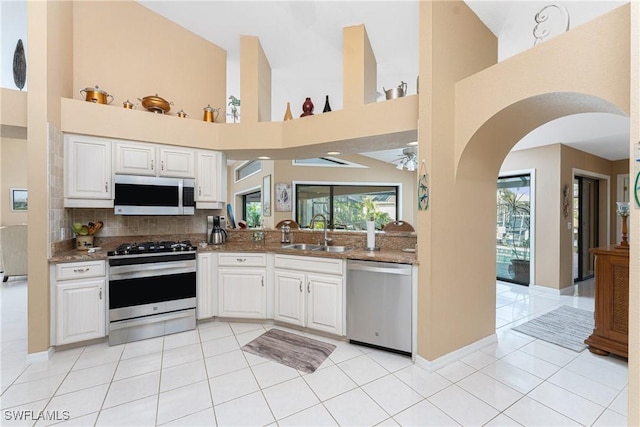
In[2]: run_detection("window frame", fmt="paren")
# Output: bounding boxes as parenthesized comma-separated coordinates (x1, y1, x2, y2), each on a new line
(293, 180, 402, 231)
(233, 160, 262, 183)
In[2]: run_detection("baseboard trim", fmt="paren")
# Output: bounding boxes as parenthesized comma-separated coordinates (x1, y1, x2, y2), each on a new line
(530, 283, 575, 295)
(26, 347, 54, 363)
(414, 334, 497, 373)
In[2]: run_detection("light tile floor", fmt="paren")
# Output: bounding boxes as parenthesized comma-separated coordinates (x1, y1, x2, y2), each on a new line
(0, 277, 628, 426)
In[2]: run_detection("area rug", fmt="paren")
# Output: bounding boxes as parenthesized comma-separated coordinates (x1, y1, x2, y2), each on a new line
(241, 328, 336, 374)
(512, 305, 594, 352)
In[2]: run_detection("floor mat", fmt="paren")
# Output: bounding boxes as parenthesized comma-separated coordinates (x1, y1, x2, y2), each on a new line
(241, 328, 336, 373)
(512, 305, 594, 352)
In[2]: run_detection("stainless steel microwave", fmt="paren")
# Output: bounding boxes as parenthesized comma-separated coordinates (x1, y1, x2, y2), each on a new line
(114, 175, 195, 215)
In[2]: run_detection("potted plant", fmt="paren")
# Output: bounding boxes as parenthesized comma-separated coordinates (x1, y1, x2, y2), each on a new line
(499, 189, 531, 284)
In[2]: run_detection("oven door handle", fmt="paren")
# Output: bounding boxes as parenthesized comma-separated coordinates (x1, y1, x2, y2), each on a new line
(110, 309, 194, 330)
(109, 261, 195, 278)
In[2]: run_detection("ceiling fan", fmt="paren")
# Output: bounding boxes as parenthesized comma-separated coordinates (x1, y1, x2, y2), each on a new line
(394, 147, 418, 171)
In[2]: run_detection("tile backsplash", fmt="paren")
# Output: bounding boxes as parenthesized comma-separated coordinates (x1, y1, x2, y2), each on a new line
(70, 208, 223, 238)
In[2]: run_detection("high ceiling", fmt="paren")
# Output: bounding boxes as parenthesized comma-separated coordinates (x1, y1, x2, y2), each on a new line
(138, 0, 630, 163)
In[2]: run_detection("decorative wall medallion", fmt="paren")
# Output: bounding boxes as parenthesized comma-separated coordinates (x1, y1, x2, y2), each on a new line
(276, 183, 292, 212)
(13, 39, 26, 90)
(418, 161, 429, 211)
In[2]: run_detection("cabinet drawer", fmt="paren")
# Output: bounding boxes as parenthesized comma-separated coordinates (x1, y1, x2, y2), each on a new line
(274, 255, 343, 275)
(55, 261, 106, 281)
(218, 252, 267, 267)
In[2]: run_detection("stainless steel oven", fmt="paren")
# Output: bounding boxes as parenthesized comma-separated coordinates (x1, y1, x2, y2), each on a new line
(107, 241, 197, 346)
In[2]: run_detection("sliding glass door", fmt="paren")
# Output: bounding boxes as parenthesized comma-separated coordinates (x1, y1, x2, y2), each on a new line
(496, 175, 531, 285)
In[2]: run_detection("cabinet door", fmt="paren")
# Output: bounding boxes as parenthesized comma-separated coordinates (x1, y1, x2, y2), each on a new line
(64, 135, 112, 201)
(218, 269, 266, 319)
(56, 279, 106, 345)
(197, 253, 216, 319)
(274, 270, 305, 327)
(114, 140, 156, 176)
(159, 147, 195, 178)
(307, 273, 343, 335)
(195, 150, 226, 205)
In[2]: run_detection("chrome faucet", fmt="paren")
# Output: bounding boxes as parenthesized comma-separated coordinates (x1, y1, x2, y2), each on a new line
(309, 213, 332, 246)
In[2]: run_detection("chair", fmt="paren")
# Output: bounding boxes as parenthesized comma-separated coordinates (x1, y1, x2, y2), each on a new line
(0, 225, 28, 282)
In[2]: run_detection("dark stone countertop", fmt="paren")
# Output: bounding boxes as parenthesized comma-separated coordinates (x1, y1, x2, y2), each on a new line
(50, 241, 418, 265)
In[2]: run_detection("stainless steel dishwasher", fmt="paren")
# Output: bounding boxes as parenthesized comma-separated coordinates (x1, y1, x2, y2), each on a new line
(346, 260, 412, 355)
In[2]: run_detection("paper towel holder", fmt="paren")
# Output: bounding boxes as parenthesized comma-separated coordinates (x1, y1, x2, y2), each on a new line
(365, 219, 380, 251)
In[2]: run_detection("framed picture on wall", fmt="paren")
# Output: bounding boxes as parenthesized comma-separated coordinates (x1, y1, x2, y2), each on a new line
(263, 175, 272, 217)
(10, 188, 27, 211)
(276, 183, 292, 212)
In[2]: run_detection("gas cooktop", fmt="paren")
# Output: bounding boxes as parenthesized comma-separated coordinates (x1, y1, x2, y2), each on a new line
(107, 240, 196, 257)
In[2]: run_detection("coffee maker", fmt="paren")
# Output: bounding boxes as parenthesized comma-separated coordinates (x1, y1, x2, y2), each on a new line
(207, 215, 228, 244)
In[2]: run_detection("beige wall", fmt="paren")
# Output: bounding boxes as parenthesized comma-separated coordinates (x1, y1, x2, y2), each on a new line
(628, 2, 639, 423)
(73, 1, 227, 124)
(228, 155, 416, 231)
(27, 0, 73, 353)
(1, 138, 28, 225)
(417, 1, 498, 361)
(502, 144, 629, 290)
(228, 160, 276, 229)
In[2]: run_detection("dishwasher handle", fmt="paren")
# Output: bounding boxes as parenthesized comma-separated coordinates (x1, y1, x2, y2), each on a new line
(347, 262, 411, 276)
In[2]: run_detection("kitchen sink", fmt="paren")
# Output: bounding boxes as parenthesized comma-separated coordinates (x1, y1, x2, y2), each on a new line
(280, 243, 354, 253)
(313, 245, 354, 253)
(281, 243, 322, 251)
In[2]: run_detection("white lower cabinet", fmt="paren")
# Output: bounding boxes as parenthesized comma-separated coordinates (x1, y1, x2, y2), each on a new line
(197, 253, 216, 319)
(274, 255, 344, 336)
(217, 253, 267, 319)
(52, 261, 106, 345)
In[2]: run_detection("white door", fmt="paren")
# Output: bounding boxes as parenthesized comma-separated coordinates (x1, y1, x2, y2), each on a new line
(55, 279, 106, 345)
(159, 147, 195, 178)
(64, 135, 112, 200)
(114, 140, 156, 176)
(217, 269, 266, 318)
(306, 273, 343, 335)
(274, 270, 306, 327)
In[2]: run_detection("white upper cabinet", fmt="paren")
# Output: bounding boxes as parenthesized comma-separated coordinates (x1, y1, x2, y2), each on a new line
(113, 140, 156, 176)
(159, 147, 195, 178)
(114, 141, 195, 178)
(195, 150, 227, 208)
(64, 134, 113, 207)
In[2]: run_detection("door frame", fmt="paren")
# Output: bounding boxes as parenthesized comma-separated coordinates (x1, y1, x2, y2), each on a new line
(498, 168, 536, 286)
(572, 168, 611, 282)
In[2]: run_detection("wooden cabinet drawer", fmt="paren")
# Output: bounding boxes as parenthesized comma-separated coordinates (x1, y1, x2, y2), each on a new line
(218, 252, 267, 267)
(274, 254, 343, 275)
(55, 260, 106, 281)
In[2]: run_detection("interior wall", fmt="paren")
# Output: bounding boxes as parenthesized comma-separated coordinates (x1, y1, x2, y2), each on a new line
(417, 1, 498, 361)
(627, 3, 639, 423)
(1, 138, 28, 226)
(27, 0, 73, 354)
(227, 160, 275, 229)
(73, 1, 227, 124)
(502, 144, 628, 290)
(272, 155, 416, 228)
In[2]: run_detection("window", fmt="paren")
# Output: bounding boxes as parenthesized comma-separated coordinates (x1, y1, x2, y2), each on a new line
(295, 184, 398, 231)
(242, 190, 262, 228)
(496, 174, 531, 285)
(234, 160, 262, 182)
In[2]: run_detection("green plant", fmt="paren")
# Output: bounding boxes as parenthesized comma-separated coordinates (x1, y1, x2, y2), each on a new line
(498, 189, 530, 261)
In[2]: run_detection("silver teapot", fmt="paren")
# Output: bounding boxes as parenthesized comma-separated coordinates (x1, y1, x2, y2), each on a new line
(383, 81, 407, 100)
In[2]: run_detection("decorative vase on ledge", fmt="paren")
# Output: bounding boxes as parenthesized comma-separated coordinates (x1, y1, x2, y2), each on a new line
(323, 95, 332, 113)
(300, 97, 314, 117)
(283, 102, 293, 121)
